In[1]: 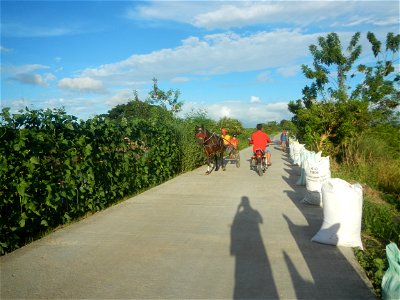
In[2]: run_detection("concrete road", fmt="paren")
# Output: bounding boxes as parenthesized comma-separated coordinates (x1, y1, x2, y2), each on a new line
(1, 139, 376, 299)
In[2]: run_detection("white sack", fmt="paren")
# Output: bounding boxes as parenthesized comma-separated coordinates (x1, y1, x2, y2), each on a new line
(301, 156, 331, 206)
(311, 178, 363, 249)
(289, 140, 298, 162)
(296, 150, 322, 186)
(292, 143, 305, 166)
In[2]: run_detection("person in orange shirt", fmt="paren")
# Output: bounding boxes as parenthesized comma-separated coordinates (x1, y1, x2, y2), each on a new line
(249, 123, 272, 166)
(230, 134, 239, 149)
(229, 134, 239, 158)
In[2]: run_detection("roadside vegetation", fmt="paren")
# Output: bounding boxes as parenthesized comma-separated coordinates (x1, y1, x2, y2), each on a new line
(288, 31, 400, 298)
(1, 30, 398, 299)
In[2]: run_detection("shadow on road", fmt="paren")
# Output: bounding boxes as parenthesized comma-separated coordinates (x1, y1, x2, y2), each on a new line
(280, 154, 376, 299)
(230, 196, 279, 300)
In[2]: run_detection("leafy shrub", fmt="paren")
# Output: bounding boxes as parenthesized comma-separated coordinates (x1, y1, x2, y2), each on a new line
(354, 192, 400, 299)
(0, 108, 189, 255)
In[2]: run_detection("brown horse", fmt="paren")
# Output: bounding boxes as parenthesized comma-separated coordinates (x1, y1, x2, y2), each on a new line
(195, 125, 226, 174)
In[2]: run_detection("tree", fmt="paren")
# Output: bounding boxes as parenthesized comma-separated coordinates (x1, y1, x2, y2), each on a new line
(217, 117, 244, 135)
(279, 119, 296, 134)
(352, 32, 400, 119)
(107, 78, 185, 123)
(290, 31, 399, 154)
(146, 78, 183, 115)
(263, 121, 279, 134)
(184, 108, 217, 132)
(107, 99, 169, 122)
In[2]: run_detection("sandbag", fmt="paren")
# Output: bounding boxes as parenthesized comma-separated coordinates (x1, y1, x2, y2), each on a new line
(289, 140, 298, 162)
(311, 178, 363, 249)
(292, 143, 305, 166)
(296, 150, 321, 186)
(382, 242, 400, 300)
(301, 156, 331, 206)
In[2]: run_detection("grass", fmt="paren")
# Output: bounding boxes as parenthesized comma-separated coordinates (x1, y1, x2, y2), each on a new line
(331, 133, 400, 299)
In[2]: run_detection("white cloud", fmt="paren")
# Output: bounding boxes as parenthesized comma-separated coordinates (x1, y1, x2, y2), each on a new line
(106, 90, 132, 106)
(171, 76, 190, 83)
(133, 1, 398, 30)
(8, 98, 31, 112)
(2, 23, 76, 38)
(250, 96, 261, 103)
(257, 71, 272, 83)
(2, 64, 49, 75)
(181, 100, 292, 128)
(13, 73, 44, 86)
(277, 65, 300, 77)
(1, 46, 12, 53)
(81, 29, 319, 84)
(370, 16, 400, 26)
(11, 72, 55, 87)
(128, 1, 214, 23)
(58, 77, 105, 93)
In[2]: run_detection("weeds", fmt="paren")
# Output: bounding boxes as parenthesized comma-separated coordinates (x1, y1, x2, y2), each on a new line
(335, 131, 400, 299)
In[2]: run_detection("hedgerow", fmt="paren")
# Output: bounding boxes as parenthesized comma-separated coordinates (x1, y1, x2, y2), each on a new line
(0, 107, 202, 255)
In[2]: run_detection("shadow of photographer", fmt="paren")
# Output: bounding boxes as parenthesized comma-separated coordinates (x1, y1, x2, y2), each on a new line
(230, 196, 278, 300)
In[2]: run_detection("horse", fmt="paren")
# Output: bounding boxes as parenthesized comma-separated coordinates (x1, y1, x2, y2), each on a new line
(195, 125, 226, 174)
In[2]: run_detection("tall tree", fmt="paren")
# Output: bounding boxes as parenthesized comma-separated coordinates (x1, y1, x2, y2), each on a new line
(301, 32, 362, 102)
(217, 117, 244, 135)
(289, 31, 399, 154)
(146, 78, 183, 115)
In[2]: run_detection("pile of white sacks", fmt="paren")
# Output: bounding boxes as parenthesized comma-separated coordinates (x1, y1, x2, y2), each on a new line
(289, 140, 363, 249)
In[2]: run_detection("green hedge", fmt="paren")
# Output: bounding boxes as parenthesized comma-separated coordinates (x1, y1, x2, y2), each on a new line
(0, 108, 203, 255)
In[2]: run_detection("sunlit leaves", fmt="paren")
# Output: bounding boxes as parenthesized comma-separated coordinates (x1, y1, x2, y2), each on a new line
(293, 31, 399, 155)
(0, 107, 184, 255)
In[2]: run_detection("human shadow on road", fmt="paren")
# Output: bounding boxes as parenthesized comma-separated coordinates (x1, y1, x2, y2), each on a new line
(230, 196, 278, 300)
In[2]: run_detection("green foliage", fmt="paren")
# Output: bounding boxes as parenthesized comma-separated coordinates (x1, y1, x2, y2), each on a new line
(340, 126, 400, 200)
(301, 32, 362, 102)
(355, 239, 387, 298)
(263, 121, 280, 135)
(173, 119, 206, 172)
(107, 99, 172, 123)
(217, 117, 244, 135)
(147, 78, 183, 114)
(290, 31, 399, 156)
(332, 134, 400, 298)
(0, 107, 188, 255)
(279, 119, 296, 134)
(293, 31, 399, 298)
(354, 193, 400, 299)
(183, 107, 216, 130)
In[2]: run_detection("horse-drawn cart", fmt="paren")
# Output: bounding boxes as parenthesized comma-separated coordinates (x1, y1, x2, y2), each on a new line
(224, 149, 240, 168)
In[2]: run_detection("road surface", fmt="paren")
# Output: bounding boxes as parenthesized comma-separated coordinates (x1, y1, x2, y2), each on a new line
(1, 138, 376, 299)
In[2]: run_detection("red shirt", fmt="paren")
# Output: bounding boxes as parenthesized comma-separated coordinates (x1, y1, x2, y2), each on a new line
(250, 130, 271, 152)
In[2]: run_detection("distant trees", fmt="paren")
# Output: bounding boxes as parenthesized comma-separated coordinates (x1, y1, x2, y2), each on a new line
(217, 117, 244, 135)
(107, 78, 182, 124)
(107, 99, 170, 122)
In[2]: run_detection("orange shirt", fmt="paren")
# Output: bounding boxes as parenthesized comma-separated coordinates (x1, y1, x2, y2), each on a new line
(250, 130, 271, 152)
(230, 137, 239, 149)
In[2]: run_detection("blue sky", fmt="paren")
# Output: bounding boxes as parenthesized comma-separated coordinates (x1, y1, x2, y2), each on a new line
(1, 1, 399, 127)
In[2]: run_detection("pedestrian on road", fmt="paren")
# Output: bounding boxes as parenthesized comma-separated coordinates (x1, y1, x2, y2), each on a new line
(280, 130, 288, 152)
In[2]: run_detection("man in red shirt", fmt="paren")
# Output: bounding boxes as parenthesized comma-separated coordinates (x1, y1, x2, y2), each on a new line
(249, 123, 272, 166)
